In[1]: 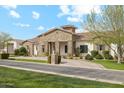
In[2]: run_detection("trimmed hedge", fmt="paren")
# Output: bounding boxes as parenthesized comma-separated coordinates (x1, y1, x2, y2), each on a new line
(85, 54, 93, 60)
(0, 53, 9, 59)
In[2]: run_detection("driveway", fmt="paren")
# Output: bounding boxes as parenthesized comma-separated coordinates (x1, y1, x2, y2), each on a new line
(0, 60, 124, 85)
(10, 56, 104, 69)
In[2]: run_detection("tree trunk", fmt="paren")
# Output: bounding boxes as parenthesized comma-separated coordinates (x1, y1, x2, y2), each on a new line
(117, 45, 123, 64)
(117, 54, 121, 64)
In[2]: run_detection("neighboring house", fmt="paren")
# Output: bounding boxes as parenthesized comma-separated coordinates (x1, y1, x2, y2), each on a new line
(3, 39, 23, 54)
(22, 25, 113, 57)
(22, 38, 38, 56)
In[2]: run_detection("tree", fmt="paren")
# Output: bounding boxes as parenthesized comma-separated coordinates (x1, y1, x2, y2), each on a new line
(0, 32, 12, 53)
(86, 5, 124, 63)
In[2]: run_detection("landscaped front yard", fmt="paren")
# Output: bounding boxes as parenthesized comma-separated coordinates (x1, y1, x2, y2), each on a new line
(0, 66, 124, 88)
(93, 60, 124, 70)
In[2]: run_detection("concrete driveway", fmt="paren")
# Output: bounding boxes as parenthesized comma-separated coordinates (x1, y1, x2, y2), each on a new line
(0, 60, 124, 85)
(10, 56, 104, 69)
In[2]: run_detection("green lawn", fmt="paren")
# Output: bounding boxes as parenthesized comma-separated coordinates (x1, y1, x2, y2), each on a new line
(0, 66, 124, 88)
(93, 60, 124, 70)
(9, 58, 47, 63)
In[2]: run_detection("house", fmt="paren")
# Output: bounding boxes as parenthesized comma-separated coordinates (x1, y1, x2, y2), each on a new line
(22, 25, 114, 57)
(1, 39, 23, 54)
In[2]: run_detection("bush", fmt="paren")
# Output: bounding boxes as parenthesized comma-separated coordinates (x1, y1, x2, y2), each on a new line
(0, 53, 9, 59)
(95, 54, 104, 59)
(104, 54, 113, 60)
(14, 49, 20, 55)
(58, 55, 61, 64)
(19, 47, 28, 56)
(15, 47, 28, 56)
(102, 50, 110, 55)
(102, 50, 113, 60)
(91, 50, 98, 57)
(85, 54, 93, 60)
(48, 55, 51, 64)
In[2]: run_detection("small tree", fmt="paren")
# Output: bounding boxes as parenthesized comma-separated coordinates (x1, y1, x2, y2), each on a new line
(19, 47, 28, 56)
(86, 5, 124, 63)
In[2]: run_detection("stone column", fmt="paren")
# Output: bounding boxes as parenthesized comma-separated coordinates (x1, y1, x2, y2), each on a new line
(68, 41, 73, 55)
(55, 41, 60, 55)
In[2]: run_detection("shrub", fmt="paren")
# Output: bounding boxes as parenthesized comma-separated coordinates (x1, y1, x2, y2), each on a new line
(91, 50, 98, 57)
(95, 54, 104, 59)
(14, 49, 20, 55)
(0, 53, 9, 59)
(19, 47, 28, 56)
(102, 50, 110, 55)
(67, 54, 73, 59)
(58, 55, 61, 64)
(102, 50, 113, 60)
(85, 54, 93, 60)
(75, 47, 80, 57)
(104, 54, 113, 60)
(48, 55, 51, 64)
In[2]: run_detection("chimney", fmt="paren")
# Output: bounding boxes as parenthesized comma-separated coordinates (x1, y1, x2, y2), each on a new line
(61, 25, 77, 33)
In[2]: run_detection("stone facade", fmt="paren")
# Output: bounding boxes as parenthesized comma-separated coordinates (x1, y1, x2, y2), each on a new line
(21, 25, 115, 57)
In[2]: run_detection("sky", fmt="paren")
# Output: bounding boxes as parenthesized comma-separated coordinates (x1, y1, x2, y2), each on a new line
(0, 5, 101, 40)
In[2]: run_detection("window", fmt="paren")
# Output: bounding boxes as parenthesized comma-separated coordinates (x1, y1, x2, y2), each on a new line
(65, 45, 68, 53)
(80, 45, 88, 53)
(97, 45, 105, 51)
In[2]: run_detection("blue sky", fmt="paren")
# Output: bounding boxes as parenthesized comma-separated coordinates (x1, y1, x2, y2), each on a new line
(0, 5, 100, 40)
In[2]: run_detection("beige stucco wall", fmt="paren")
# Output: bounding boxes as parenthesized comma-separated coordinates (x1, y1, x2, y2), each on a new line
(60, 42, 68, 56)
(76, 41, 94, 55)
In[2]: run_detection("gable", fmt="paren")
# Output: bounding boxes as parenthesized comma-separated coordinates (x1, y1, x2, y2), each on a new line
(39, 29, 73, 42)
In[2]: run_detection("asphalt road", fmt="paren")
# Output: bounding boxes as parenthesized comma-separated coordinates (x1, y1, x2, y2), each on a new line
(0, 60, 124, 85)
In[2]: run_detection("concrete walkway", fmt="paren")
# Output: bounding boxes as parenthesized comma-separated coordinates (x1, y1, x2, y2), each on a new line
(0, 60, 124, 85)
(10, 56, 104, 69)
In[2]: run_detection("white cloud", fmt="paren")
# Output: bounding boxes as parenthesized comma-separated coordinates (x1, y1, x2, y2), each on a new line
(32, 11, 40, 19)
(14, 23, 30, 28)
(57, 5, 70, 17)
(37, 26, 44, 31)
(10, 10, 20, 18)
(67, 17, 80, 22)
(58, 5, 100, 22)
(2, 5, 17, 10)
(71, 5, 100, 17)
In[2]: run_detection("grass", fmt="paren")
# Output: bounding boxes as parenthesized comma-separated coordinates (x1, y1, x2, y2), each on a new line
(0, 66, 124, 88)
(93, 60, 124, 70)
(9, 58, 47, 63)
